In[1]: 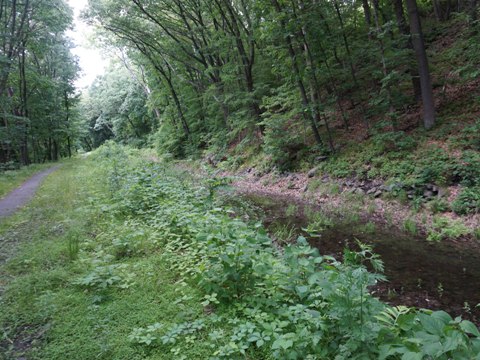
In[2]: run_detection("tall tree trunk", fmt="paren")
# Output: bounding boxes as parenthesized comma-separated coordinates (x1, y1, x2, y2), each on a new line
(362, 0, 372, 27)
(405, 0, 436, 129)
(393, 0, 422, 101)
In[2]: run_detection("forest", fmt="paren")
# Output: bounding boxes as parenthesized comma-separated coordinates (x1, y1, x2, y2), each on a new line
(1, 0, 480, 359)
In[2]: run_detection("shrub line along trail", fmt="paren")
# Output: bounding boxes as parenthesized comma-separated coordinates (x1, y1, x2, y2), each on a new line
(0, 166, 60, 219)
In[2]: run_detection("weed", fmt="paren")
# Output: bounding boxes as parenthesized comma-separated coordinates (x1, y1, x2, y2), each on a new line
(66, 229, 80, 261)
(427, 216, 471, 241)
(329, 183, 341, 194)
(403, 218, 418, 235)
(474, 228, 480, 240)
(361, 221, 376, 234)
(428, 198, 450, 213)
(271, 223, 298, 244)
(452, 187, 480, 215)
(303, 211, 333, 236)
(367, 202, 377, 214)
(307, 178, 322, 191)
(285, 204, 298, 217)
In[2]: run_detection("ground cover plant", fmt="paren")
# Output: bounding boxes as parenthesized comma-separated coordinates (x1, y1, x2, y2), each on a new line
(2, 143, 480, 359)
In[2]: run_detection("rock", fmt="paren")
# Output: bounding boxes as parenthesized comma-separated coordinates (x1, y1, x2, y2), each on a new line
(426, 183, 434, 190)
(355, 188, 365, 195)
(437, 187, 447, 198)
(308, 167, 318, 178)
(408, 194, 414, 199)
(432, 185, 439, 193)
(374, 190, 383, 198)
(315, 156, 328, 162)
(367, 188, 376, 195)
(423, 190, 434, 198)
(303, 185, 309, 192)
(322, 176, 330, 183)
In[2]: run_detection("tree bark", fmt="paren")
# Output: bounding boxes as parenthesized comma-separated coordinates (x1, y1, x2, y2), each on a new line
(405, 0, 436, 129)
(362, 0, 372, 27)
(393, 0, 422, 101)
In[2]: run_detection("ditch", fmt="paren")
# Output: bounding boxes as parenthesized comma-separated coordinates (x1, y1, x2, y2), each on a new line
(225, 190, 480, 324)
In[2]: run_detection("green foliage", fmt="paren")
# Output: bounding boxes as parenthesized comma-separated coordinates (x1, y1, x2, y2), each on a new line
(80, 63, 155, 149)
(302, 211, 334, 237)
(452, 187, 480, 215)
(428, 198, 450, 213)
(285, 204, 298, 217)
(427, 216, 472, 242)
(372, 131, 418, 154)
(0, 0, 81, 166)
(403, 219, 418, 235)
(270, 223, 298, 245)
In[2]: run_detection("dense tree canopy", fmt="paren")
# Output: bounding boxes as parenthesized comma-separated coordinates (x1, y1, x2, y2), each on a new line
(0, 0, 80, 167)
(79, 0, 478, 168)
(1, 0, 479, 171)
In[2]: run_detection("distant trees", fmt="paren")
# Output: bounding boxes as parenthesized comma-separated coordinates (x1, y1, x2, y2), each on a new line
(80, 62, 154, 148)
(0, 0, 79, 167)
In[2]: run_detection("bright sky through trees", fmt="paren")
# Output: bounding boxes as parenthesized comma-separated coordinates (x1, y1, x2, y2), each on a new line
(67, 0, 108, 89)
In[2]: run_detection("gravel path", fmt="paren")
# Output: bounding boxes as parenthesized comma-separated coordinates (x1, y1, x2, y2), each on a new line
(0, 166, 60, 219)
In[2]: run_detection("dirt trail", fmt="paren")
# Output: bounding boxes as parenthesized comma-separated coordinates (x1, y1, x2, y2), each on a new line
(0, 166, 60, 219)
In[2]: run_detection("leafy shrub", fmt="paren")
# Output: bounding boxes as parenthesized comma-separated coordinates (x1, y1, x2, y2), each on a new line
(450, 151, 480, 187)
(428, 198, 450, 213)
(372, 131, 417, 154)
(453, 120, 480, 150)
(452, 187, 480, 215)
(427, 216, 471, 242)
(74, 263, 135, 291)
(403, 218, 417, 235)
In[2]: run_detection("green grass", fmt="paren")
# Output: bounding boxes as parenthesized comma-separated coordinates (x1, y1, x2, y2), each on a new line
(0, 158, 208, 359)
(0, 162, 55, 198)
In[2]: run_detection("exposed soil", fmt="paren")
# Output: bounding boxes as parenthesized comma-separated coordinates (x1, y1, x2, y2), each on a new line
(0, 166, 60, 219)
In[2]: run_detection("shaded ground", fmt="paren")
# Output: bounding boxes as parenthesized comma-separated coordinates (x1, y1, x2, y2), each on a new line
(0, 166, 59, 219)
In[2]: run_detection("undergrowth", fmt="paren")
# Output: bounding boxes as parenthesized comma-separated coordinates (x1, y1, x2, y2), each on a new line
(1, 143, 480, 359)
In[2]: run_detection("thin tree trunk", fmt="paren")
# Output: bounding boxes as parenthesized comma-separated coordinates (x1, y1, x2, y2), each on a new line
(372, 0, 396, 128)
(405, 0, 436, 129)
(333, 0, 369, 128)
(362, 0, 372, 27)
